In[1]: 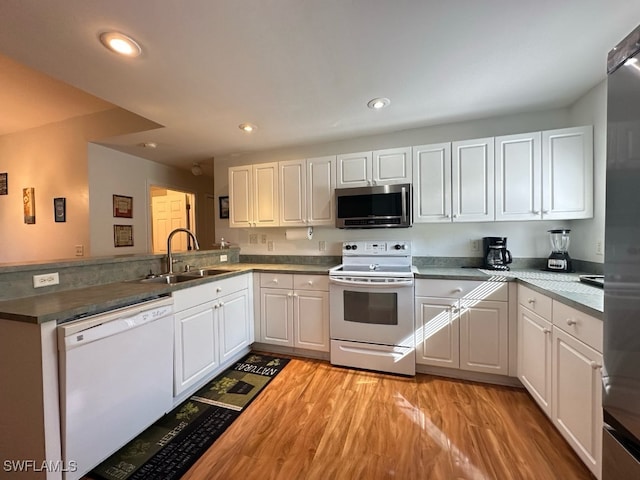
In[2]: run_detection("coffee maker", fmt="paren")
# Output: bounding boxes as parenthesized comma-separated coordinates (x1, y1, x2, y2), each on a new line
(483, 237, 513, 271)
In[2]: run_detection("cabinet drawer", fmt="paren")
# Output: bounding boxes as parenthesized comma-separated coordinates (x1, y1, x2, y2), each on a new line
(215, 273, 249, 297)
(415, 279, 507, 301)
(518, 285, 552, 320)
(294, 274, 329, 291)
(552, 301, 602, 352)
(260, 273, 294, 289)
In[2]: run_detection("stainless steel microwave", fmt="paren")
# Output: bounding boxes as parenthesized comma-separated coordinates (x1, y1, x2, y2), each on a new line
(335, 183, 412, 228)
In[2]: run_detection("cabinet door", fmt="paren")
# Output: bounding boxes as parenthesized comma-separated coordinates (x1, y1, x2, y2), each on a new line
(294, 290, 329, 352)
(552, 327, 602, 478)
(260, 288, 293, 346)
(412, 143, 452, 223)
(517, 304, 552, 416)
(253, 162, 280, 226)
(451, 137, 495, 222)
(306, 156, 336, 226)
(218, 289, 251, 363)
(542, 126, 593, 220)
(414, 297, 459, 368)
(336, 151, 372, 188)
(495, 132, 542, 221)
(459, 299, 508, 374)
(174, 304, 218, 395)
(372, 147, 412, 185)
(279, 159, 306, 226)
(228, 165, 253, 228)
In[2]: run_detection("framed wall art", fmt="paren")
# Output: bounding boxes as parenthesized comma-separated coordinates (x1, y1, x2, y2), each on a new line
(54, 197, 66, 222)
(219, 196, 229, 219)
(0, 173, 7, 195)
(23, 187, 35, 224)
(113, 194, 133, 218)
(114, 225, 134, 247)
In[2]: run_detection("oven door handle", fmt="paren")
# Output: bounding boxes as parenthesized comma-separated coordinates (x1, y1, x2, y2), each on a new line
(329, 277, 414, 287)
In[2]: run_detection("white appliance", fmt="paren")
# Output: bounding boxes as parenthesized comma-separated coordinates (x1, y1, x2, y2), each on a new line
(58, 296, 174, 480)
(329, 240, 415, 375)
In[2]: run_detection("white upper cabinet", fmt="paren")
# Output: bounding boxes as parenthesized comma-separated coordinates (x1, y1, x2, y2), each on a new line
(412, 143, 452, 223)
(542, 126, 593, 220)
(229, 163, 279, 228)
(495, 132, 542, 221)
(336, 147, 411, 188)
(279, 156, 336, 227)
(452, 137, 495, 222)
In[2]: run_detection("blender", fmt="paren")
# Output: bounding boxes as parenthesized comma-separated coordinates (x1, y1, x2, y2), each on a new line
(546, 229, 573, 272)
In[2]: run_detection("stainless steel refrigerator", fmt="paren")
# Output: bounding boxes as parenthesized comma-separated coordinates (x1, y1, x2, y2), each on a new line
(603, 23, 640, 479)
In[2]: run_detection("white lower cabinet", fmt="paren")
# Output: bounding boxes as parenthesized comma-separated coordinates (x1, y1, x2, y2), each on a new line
(173, 274, 253, 397)
(260, 273, 329, 352)
(517, 284, 602, 479)
(415, 279, 509, 375)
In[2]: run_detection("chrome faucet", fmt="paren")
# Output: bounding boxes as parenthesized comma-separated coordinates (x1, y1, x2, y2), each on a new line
(167, 228, 200, 274)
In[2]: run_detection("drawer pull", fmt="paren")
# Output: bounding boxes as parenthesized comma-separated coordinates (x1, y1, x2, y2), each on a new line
(528, 298, 536, 304)
(273, 278, 279, 284)
(216, 287, 222, 293)
(453, 288, 463, 293)
(307, 280, 313, 285)
(566, 318, 578, 326)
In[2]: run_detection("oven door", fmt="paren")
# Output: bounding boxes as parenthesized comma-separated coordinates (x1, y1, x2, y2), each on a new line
(329, 276, 414, 347)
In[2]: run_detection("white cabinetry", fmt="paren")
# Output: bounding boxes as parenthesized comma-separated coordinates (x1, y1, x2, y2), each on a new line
(173, 274, 253, 397)
(412, 143, 452, 223)
(517, 285, 553, 415)
(452, 137, 495, 222)
(542, 125, 593, 220)
(415, 279, 509, 375)
(279, 156, 336, 227)
(336, 147, 412, 188)
(260, 273, 329, 352)
(496, 126, 593, 221)
(229, 163, 279, 227)
(516, 284, 602, 479)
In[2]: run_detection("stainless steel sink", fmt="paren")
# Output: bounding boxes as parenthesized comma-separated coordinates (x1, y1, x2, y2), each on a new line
(139, 273, 201, 284)
(182, 268, 230, 277)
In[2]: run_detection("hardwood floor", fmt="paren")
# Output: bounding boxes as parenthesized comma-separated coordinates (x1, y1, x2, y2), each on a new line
(182, 356, 594, 480)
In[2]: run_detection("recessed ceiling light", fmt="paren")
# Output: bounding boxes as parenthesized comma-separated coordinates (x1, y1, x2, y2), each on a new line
(367, 97, 391, 110)
(239, 123, 257, 133)
(99, 32, 142, 57)
(191, 163, 203, 176)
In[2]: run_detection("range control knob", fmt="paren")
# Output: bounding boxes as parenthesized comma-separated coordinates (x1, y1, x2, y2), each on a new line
(394, 243, 406, 250)
(352, 245, 358, 250)
(345, 244, 352, 250)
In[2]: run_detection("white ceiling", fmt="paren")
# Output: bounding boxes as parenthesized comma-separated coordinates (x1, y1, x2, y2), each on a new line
(0, 1, 639, 172)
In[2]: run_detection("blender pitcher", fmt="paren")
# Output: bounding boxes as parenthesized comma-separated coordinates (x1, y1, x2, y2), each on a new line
(547, 229, 573, 272)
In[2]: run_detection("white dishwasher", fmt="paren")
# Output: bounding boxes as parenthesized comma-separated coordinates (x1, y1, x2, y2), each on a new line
(58, 296, 174, 480)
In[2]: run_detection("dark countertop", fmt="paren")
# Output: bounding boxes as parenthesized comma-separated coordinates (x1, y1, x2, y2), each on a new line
(0, 263, 603, 324)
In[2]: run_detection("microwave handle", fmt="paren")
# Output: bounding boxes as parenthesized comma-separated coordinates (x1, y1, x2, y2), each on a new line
(401, 186, 408, 224)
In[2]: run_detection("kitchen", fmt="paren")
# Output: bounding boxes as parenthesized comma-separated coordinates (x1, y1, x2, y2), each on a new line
(0, 1, 639, 479)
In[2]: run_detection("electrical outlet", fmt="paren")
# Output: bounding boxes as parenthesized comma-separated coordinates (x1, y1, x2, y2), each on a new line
(220, 255, 228, 262)
(267, 240, 274, 251)
(249, 234, 258, 244)
(261, 234, 267, 244)
(319, 240, 326, 252)
(33, 272, 59, 288)
(470, 239, 480, 253)
(75, 245, 84, 256)
(596, 241, 604, 256)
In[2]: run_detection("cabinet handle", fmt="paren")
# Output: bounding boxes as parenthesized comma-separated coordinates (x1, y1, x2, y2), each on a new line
(532, 210, 540, 215)
(307, 280, 313, 285)
(214, 304, 219, 309)
(293, 293, 298, 297)
(566, 318, 577, 326)
(453, 214, 458, 218)
(528, 298, 536, 304)
(451, 306, 460, 314)
(590, 361, 602, 370)
(219, 301, 224, 307)
(542, 328, 551, 334)
(452, 288, 463, 293)
(542, 210, 549, 214)
(444, 214, 451, 218)
(216, 287, 222, 293)
(273, 279, 279, 284)
(287, 292, 293, 297)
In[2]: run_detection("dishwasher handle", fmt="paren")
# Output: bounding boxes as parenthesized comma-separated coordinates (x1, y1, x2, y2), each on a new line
(62, 304, 173, 350)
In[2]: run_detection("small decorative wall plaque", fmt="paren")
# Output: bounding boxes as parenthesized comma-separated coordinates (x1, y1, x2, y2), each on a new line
(114, 225, 134, 247)
(54, 197, 66, 222)
(219, 196, 229, 219)
(0, 173, 7, 195)
(113, 194, 133, 218)
(23, 187, 35, 224)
